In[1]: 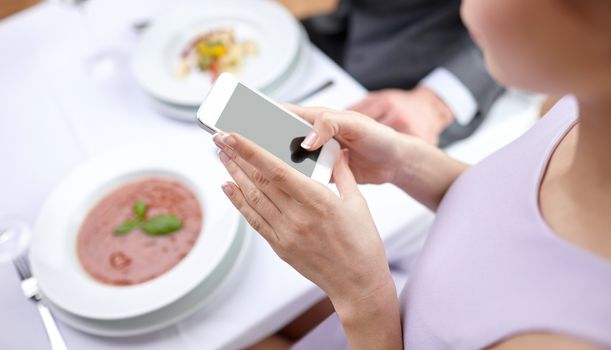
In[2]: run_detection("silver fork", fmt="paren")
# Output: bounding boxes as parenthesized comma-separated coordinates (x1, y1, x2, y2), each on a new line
(13, 255, 68, 350)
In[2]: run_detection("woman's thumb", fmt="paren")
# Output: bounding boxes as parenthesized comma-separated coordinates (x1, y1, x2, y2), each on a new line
(333, 149, 359, 200)
(301, 113, 339, 151)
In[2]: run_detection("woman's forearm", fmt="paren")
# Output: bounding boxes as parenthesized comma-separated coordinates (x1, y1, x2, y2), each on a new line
(330, 137, 465, 349)
(392, 135, 469, 211)
(333, 276, 403, 350)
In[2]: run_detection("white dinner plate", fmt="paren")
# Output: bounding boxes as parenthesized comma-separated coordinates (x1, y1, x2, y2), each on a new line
(47, 218, 251, 337)
(30, 143, 240, 320)
(147, 27, 311, 121)
(133, 0, 301, 106)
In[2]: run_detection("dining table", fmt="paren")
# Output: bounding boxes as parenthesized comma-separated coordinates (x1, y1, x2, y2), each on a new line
(0, 0, 542, 349)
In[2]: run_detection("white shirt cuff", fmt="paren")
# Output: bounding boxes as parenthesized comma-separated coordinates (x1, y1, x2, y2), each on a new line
(420, 67, 478, 126)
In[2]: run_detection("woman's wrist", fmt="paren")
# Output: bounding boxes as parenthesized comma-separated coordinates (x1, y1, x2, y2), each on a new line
(333, 278, 397, 324)
(390, 133, 468, 211)
(331, 275, 403, 350)
(390, 133, 426, 190)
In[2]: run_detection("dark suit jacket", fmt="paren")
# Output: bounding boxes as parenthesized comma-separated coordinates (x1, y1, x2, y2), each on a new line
(304, 0, 505, 146)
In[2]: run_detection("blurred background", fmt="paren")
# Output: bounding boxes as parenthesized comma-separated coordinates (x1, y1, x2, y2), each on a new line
(0, 0, 39, 19)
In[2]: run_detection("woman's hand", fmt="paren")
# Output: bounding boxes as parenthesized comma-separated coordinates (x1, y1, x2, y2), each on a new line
(289, 104, 469, 210)
(213, 132, 402, 349)
(287, 104, 409, 186)
(213, 132, 394, 308)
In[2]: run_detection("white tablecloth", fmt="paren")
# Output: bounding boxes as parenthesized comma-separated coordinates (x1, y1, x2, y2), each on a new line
(0, 1, 541, 349)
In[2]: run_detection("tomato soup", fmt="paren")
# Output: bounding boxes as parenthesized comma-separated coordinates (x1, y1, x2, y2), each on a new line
(77, 178, 203, 286)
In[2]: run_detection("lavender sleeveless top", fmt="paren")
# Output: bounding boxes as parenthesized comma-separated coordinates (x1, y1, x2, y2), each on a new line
(293, 96, 611, 349)
(404, 95, 611, 348)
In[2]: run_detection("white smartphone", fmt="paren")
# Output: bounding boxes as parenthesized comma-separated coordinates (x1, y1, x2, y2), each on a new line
(197, 73, 340, 184)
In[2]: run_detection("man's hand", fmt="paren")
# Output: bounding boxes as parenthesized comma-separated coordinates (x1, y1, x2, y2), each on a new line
(350, 86, 454, 145)
(275, 0, 339, 19)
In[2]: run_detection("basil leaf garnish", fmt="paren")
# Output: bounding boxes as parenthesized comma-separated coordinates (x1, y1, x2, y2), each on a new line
(134, 200, 147, 219)
(114, 219, 140, 236)
(114, 200, 182, 237)
(141, 215, 183, 236)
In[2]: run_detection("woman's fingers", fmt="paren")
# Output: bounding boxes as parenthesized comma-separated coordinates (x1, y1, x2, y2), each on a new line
(285, 104, 339, 150)
(285, 104, 354, 150)
(223, 147, 292, 207)
(213, 133, 320, 204)
(307, 109, 372, 151)
(221, 181, 280, 243)
(219, 150, 282, 222)
(333, 149, 360, 200)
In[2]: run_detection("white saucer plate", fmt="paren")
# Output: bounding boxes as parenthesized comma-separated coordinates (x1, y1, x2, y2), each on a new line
(48, 219, 251, 337)
(30, 143, 240, 320)
(147, 26, 311, 122)
(133, 0, 301, 107)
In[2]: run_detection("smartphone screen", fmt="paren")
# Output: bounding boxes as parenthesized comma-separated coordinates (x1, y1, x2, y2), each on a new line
(216, 83, 321, 177)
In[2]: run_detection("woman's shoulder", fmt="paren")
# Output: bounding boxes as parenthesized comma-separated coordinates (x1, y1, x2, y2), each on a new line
(489, 332, 604, 350)
(448, 94, 579, 190)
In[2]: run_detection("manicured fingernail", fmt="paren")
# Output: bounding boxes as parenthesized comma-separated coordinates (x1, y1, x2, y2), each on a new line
(212, 133, 223, 145)
(221, 183, 234, 196)
(221, 133, 237, 147)
(219, 151, 231, 164)
(301, 131, 318, 149)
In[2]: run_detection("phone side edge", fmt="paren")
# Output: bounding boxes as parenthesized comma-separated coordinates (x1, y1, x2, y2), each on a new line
(311, 139, 340, 184)
(196, 73, 239, 135)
